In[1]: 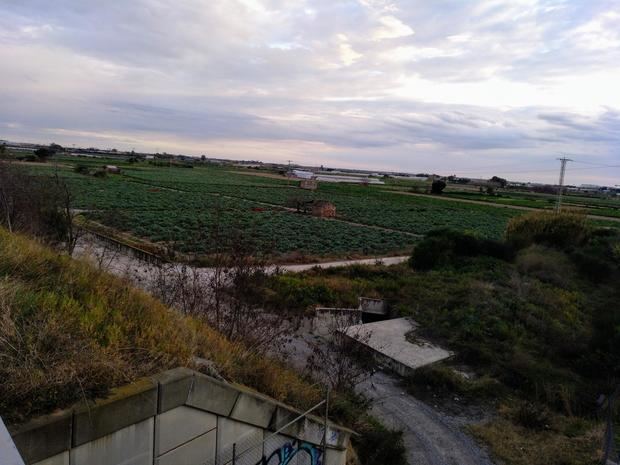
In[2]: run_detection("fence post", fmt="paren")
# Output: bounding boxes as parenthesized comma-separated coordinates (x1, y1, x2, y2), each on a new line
(322, 387, 330, 463)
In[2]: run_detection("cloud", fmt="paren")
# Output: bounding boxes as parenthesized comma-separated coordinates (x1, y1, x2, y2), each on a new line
(1, 0, 619, 185)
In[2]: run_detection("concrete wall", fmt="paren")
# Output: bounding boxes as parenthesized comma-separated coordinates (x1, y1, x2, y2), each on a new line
(357, 298, 387, 316)
(9, 368, 351, 465)
(310, 309, 362, 337)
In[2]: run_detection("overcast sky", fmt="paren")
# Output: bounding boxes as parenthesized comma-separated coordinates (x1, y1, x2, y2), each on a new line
(1, 0, 619, 184)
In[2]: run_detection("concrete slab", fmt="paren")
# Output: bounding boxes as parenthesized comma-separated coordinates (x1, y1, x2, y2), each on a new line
(152, 367, 195, 413)
(155, 406, 216, 456)
(230, 392, 277, 429)
(263, 435, 323, 465)
(10, 411, 72, 464)
(70, 418, 153, 465)
(270, 407, 303, 438)
(155, 429, 216, 465)
(32, 452, 69, 465)
(186, 374, 239, 417)
(216, 417, 263, 465)
(343, 318, 452, 376)
(73, 377, 157, 447)
(325, 448, 347, 465)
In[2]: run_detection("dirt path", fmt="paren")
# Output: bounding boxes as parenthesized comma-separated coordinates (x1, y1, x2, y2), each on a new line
(279, 255, 409, 272)
(357, 372, 495, 465)
(387, 190, 620, 223)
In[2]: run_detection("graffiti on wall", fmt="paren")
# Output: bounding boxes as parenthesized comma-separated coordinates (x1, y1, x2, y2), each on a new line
(256, 440, 323, 465)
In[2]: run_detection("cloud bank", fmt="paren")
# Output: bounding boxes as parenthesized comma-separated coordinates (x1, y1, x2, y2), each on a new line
(1, 0, 619, 184)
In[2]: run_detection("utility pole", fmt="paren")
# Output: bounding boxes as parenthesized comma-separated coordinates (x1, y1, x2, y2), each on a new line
(555, 157, 572, 213)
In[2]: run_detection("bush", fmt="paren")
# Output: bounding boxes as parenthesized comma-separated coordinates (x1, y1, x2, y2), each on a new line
(513, 402, 552, 430)
(431, 180, 446, 194)
(516, 245, 574, 287)
(409, 229, 513, 270)
(74, 164, 90, 175)
(93, 169, 107, 178)
(505, 211, 588, 250)
(353, 418, 407, 465)
(405, 364, 502, 400)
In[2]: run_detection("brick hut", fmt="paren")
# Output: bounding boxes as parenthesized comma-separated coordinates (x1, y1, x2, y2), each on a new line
(311, 200, 336, 218)
(299, 179, 318, 190)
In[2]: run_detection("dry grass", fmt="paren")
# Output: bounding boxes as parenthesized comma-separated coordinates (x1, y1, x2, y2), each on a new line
(0, 228, 321, 425)
(470, 407, 604, 465)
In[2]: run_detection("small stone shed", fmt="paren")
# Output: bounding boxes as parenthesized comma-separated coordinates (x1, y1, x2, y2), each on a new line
(104, 165, 121, 174)
(311, 200, 336, 218)
(300, 179, 318, 191)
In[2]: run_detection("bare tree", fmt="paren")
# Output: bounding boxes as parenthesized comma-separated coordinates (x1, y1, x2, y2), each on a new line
(146, 214, 298, 356)
(306, 310, 377, 391)
(0, 161, 80, 252)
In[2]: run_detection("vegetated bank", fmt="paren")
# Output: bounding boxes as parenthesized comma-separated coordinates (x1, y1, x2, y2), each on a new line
(262, 211, 620, 465)
(0, 228, 405, 465)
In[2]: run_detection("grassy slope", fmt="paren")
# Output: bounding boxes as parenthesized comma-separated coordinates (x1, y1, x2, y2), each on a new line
(0, 228, 321, 424)
(262, 226, 620, 465)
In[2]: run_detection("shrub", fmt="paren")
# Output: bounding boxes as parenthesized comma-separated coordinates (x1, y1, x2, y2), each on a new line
(0, 229, 323, 423)
(353, 417, 407, 465)
(505, 211, 588, 250)
(516, 245, 574, 287)
(513, 402, 552, 430)
(409, 229, 513, 270)
(405, 364, 502, 400)
(93, 169, 107, 178)
(74, 164, 90, 175)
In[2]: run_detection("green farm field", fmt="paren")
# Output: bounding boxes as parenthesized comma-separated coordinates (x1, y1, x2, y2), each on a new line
(26, 156, 618, 261)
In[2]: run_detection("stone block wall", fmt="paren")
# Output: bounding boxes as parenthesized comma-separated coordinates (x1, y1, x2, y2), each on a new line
(9, 368, 351, 465)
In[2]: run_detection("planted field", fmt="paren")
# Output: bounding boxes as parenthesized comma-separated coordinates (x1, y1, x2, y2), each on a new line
(442, 189, 620, 218)
(32, 158, 617, 260)
(121, 165, 522, 238)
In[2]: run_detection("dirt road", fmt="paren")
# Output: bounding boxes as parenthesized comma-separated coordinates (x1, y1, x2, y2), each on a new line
(278, 255, 409, 272)
(357, 372, 495, 465)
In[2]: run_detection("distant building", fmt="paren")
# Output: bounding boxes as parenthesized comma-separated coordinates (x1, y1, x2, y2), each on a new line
(290, 169, 315, 179)
(311, 200, 336, 218)
(300, 179, 318, 190)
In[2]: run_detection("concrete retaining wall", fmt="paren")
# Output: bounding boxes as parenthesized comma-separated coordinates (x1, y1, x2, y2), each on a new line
(9, 368, 351, 465)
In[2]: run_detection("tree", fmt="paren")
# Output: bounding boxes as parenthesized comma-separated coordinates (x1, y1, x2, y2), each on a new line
(145, 214, 298, 356)
(33, 147, 55, 161)
(489, 176, 508, 188)
(306, 311, 377, 391)
(0, 161, 80, 252)
(430, 180, 446, 194)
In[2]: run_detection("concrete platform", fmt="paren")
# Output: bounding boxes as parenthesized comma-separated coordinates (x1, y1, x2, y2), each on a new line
(343, 318, 452, 376)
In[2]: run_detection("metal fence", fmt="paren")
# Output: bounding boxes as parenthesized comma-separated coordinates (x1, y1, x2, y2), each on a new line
(205, 391, 329, 465)
(602, 387, 620, 465)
